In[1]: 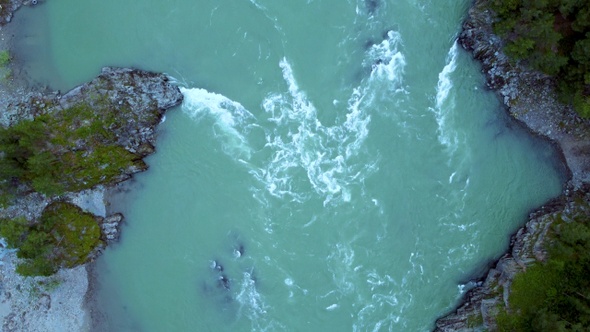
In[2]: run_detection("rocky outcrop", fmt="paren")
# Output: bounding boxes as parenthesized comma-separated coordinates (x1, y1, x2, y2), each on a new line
(0, 66, 183, 237)
(0, 0, 41, 26)
(435, 188, 590, 331)
(434, 0, 590, 331)
(99, 213, 123, 243)
(0, 65, 182, 332)
(458, 0, 590, 188)
(59, 67, 183, 159)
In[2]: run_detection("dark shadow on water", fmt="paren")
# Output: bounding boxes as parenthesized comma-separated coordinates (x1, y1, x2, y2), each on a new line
(365, 0, 380, 15)
(486, 105, 570, 187)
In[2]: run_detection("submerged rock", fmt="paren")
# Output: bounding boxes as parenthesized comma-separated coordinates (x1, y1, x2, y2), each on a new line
(218, 274, 231, 291)
(99, 213, 124, 243)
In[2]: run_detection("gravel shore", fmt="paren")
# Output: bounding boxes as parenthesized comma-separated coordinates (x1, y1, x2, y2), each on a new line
(0, 186, 104, 332)
(0, 252, 91, 332)
(0, 3, 98, 330)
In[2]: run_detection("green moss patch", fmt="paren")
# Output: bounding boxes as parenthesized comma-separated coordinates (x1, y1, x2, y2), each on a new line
(0, 50, 9, 67)
(0, 102, 142, 197)
(0, 202, 103, 276)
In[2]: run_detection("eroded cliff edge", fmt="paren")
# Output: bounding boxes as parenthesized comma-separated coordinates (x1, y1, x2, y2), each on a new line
(434, 0, 590, 330)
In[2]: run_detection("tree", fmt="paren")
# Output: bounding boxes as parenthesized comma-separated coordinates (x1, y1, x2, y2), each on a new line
(497, 213, 590, 330)
(490, 0, 590, 117)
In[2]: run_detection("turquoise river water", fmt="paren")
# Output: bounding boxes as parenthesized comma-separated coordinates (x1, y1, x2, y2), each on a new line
(13, 1, 565, 331)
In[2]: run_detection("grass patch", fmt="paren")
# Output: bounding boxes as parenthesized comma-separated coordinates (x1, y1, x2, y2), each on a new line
(0, 71, 163, 276)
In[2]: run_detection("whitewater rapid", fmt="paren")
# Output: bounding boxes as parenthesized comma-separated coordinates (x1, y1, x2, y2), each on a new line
(27, 1, 563, 330)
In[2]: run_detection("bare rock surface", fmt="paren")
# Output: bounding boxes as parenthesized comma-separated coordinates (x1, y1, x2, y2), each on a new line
(0, 0, 33, 26)
(0, 251, 90, 332)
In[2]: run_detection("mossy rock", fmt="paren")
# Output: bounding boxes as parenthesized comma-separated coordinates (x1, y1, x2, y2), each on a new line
(0, 102, 142, 196)
(0, 202, 103, 276)
(40, 201, 102, 268)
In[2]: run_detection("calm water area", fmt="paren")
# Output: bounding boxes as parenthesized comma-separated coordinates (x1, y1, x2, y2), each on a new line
(13, 1, 565, 330)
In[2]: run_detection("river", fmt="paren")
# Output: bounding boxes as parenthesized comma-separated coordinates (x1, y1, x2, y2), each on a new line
(13, 1, 565, 330)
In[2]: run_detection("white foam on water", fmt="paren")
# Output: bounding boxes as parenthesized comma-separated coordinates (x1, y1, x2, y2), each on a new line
(431, 41, 460, 153)
(326, 242, 357, 295)
(302, 215, 317, 228)
(179, 40, 400, 207)
(246, 0, 285, 40)
(247, 0, 265, 11)
(234, 271, 282, 331)
(436, 42, 458, 109)
(437, 172, 473, 238)
(352, 269, 408, 332)
(251, 58, 376, 206)
(180, 87, 255, 159)
(356, 29, 411, 127)
(177, 35, 412, 331)
(325, 303, 339, 311)
(346, 247, 432, 331)
(365, 30, 406, 91)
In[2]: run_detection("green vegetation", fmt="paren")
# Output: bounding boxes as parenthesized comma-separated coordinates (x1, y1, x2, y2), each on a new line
(0, 50, 11, 81)
(466, 312, 485, 329)
(496, 212, 590, 331)
(0, 102, 142, 198)
(38, 277, 63, 292)
(0, 50, 9, 67)
(0, 202, 102, 276)
(490, 0, 590, 117)
(0, 95, 148, 276)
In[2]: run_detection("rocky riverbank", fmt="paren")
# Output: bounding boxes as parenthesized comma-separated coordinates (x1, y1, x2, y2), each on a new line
(0, 0, 33, 26)
(0, 67, 182, 330)
(434, 0, 590, 331)
(0, 3, 183, 329)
